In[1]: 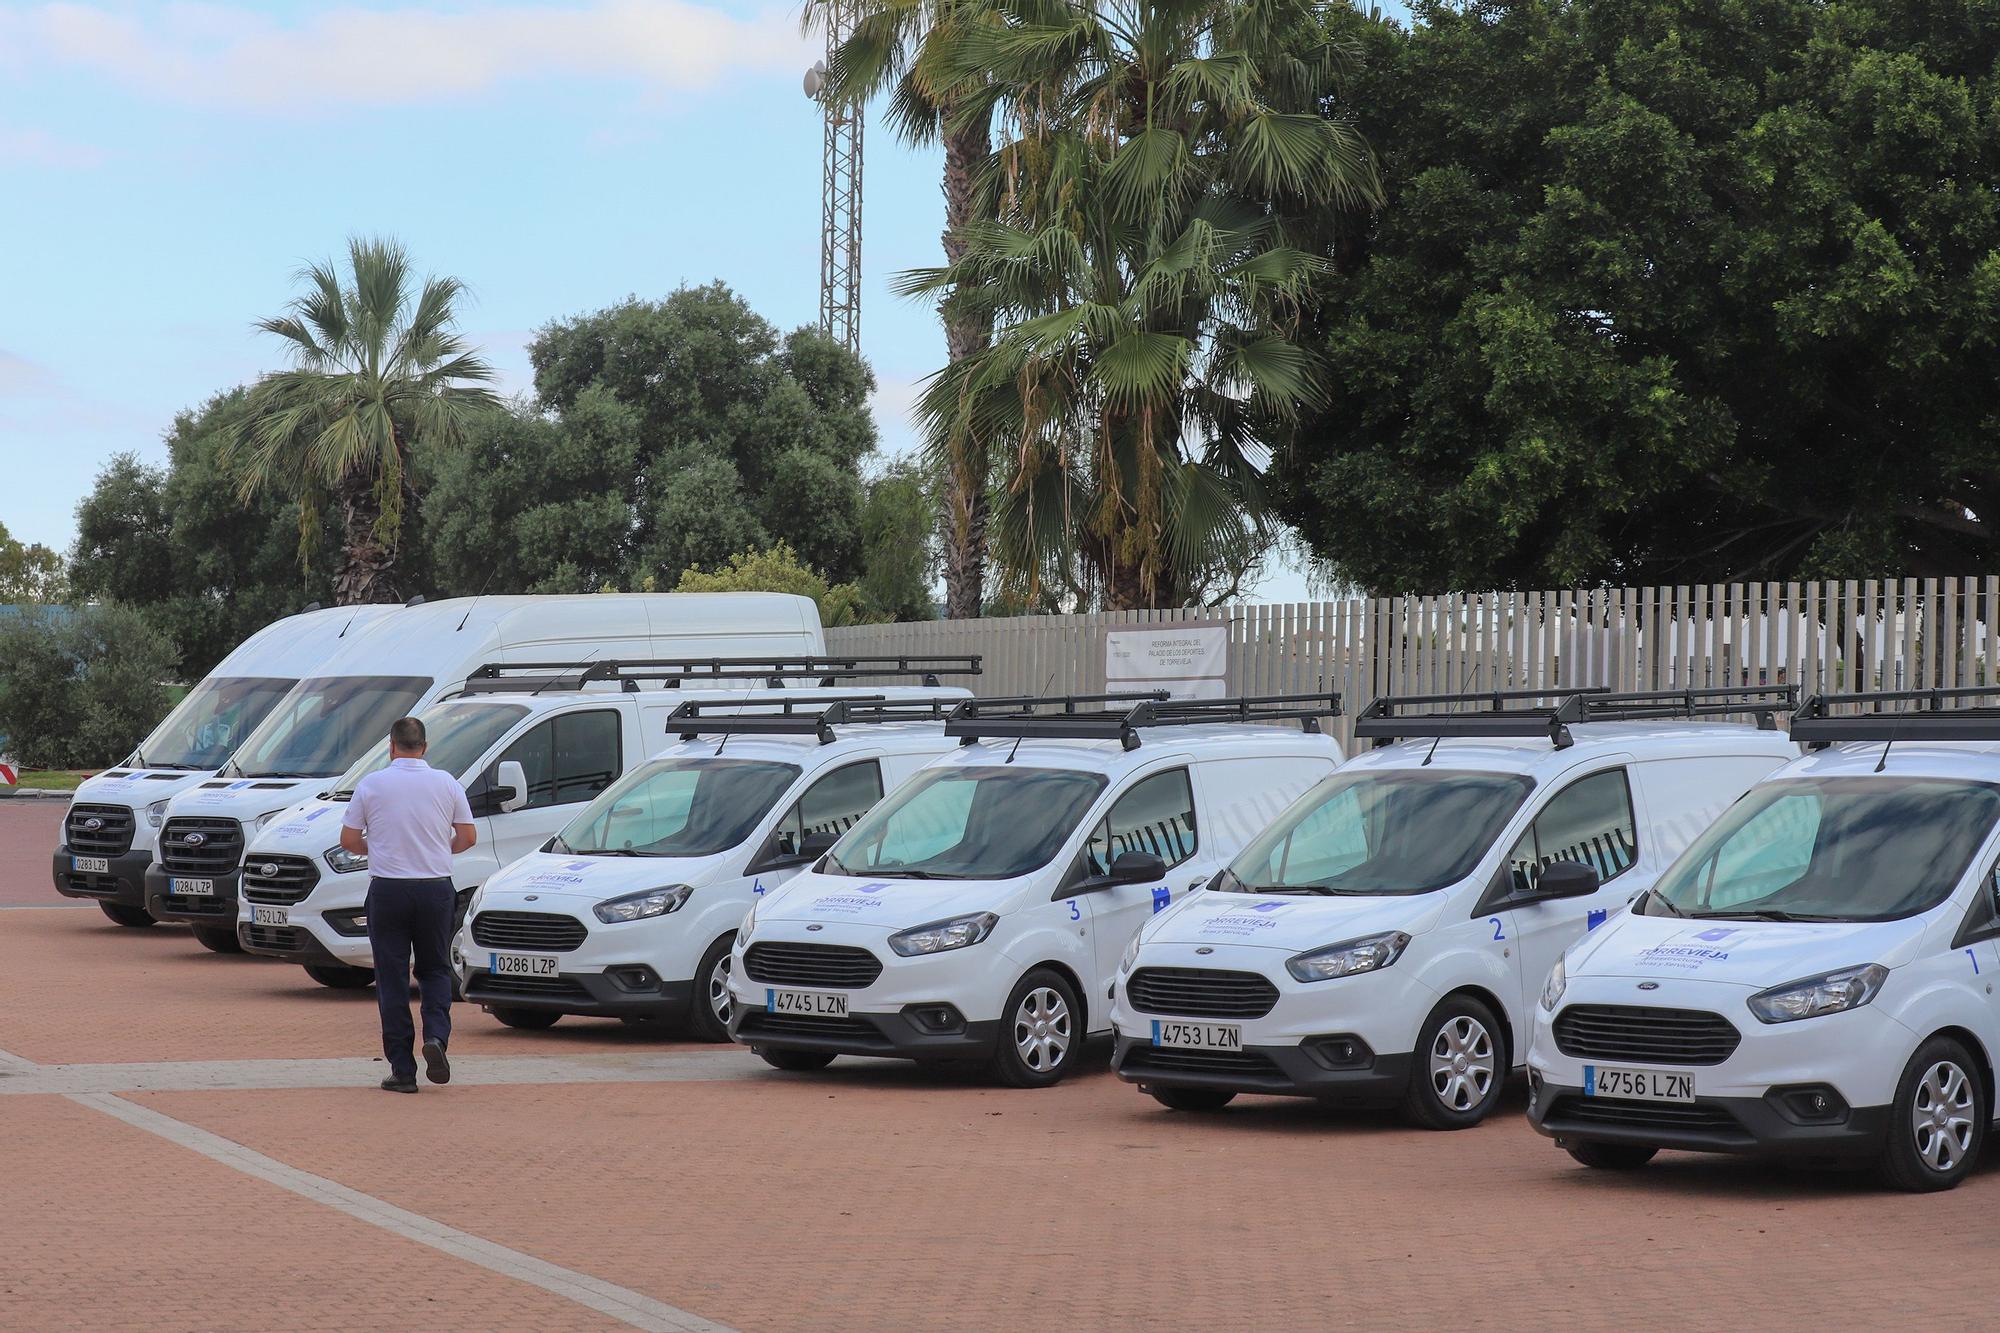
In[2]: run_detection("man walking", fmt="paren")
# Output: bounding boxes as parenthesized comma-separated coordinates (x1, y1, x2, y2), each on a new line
(339, 716, 476, 1093)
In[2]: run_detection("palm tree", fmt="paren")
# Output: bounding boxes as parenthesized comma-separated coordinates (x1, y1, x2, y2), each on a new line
(230, 238, 498, 604)
(810, 0, 1002, 618)
(903, 0, 1381, 608)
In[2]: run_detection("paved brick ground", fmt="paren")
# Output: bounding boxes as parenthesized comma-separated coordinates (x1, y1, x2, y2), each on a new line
(4, 802, 1998, 1331)
(0, 800, 63, 906)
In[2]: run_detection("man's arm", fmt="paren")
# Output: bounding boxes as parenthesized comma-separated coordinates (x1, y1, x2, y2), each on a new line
(339, 785, 369, 856)
(340, 824, 368, 855)
(448, 779, 476, 854)
(450, 822, 476, 854)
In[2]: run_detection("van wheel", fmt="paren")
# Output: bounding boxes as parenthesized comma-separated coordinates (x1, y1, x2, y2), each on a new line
(304, 963, 375, 990)
(1877, 1036, 1986, 1192)
(988, 969, 1080, 1088)
(1148, 1086, 1236, 1113)
(99, 903, 154, 928)
(684, 934, 737, 1043)
(1563, 1140, 1658, 1170)
(757, 1048, 837, 1072)
(192, 924, 243, 954)
(490, 1007, 561, 1031)
(1402, 994, 1505, 1129)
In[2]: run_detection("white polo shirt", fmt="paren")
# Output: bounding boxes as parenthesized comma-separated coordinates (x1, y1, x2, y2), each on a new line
(342, 757, 474, 880)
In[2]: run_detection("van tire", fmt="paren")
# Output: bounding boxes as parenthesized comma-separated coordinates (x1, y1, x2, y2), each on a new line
(684, 933, 737, 1043)
(192, 924, 244, 954)
(1148, 1086, 1236, 1113)
(304, 963, 375, 990)
(1876, 1036, 1986, 1192)
(99, 903, 155, 927)
(490, 1007, 562, 1031)
(987, 969, 1081, 1088)
(1563, 1140, 1658, 1171)
(1402, 994, 1506, 1130)
(757, 1047, 837, 1072)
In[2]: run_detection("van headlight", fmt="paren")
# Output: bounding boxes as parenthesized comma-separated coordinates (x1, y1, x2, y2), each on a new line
(144, 799, 171, 829)
(1120, 932, 1143, 974)
(1746, 964, 1887, 1024)
(251, 809, 288, 833)
(1286, 931, 1410, 982)
(888, 912, 998, 957)
(593, 885, 693, 923)
(1540, 955, 1567, 1012)
(324, 845, 368, 874)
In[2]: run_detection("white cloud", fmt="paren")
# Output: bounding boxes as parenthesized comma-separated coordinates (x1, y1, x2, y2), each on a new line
(0, 126, 107, 168)
(0, 1, 812, 111)
(0, 350, 59, 397)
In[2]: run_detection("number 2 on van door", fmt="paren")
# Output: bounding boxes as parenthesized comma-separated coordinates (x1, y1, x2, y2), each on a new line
(1068, 899, 1080, 921)
(1489, 917, 1506, 942)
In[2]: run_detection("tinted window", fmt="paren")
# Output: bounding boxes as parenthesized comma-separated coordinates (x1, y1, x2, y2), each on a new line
(496, 711, 622, 810)
(770, 762, 884, 859)
(334, 700, 531, 797)
(1505, 769, 1637, 893)
(829, 766, 1108, 881)
(556, 758, 803, 856)
(230, 676, 432, 778)
(1084, 769, 1197, 875)
(139, 676, 296, 770)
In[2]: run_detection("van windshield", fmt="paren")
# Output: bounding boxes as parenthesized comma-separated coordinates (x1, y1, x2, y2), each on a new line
(553, 758, 801, 857)
(825, 766, 1107, 881)
(1648, 776, 2000, 922)
(227, 676, 433, 779)
(332, 701, 531, 798)
(1217, 769, 1534, 896)
(136, 676, 296, 770)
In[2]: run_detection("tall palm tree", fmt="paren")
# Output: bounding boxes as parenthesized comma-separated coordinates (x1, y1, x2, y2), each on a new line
(904, 0, 1381, 608)
(230, 238, 499, 604)
(811, 0, 1002, 618)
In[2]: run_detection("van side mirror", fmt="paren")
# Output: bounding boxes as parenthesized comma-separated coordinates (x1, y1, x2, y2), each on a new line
(1066, 850, 1168, 897)
(800, 830, 839, 859)
(496, 760, 528, 815)
(1534, 860, 1600, 901)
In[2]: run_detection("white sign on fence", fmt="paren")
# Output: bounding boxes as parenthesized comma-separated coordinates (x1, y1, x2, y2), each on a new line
(1106, 622, 1229, 700)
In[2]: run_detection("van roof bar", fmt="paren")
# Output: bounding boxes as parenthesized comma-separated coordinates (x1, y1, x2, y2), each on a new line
(462, 655, 982, 695)
(945, 691, 1343, 752)
(1581, 686, 1796, 729)
(1356, 686, 1796, 750)
(1790, 688, 2000, 746)
(668, 695, 962, 744)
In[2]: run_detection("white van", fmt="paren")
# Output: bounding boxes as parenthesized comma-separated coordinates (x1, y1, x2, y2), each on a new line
(727, 693, 1344, 1086)
(143, 594, 824, 951)
(52, 604, 397, 928)
(1111, 688, 1797, 1126)
(1528, 688, 2000, 1191)
(456, 692, 972, 1039)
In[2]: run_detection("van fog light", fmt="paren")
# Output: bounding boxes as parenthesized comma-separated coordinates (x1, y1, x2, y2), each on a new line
(1304, 1034, 1374, 1070)
(1769, 1084, 1849, 1125)
(609, 965, 662, 992)
(903, 1003, 966, 1034)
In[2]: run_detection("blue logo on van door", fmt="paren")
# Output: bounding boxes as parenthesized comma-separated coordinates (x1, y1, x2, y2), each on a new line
(1586, 908, 1607, 930)
(1151, 885, 1171, 913)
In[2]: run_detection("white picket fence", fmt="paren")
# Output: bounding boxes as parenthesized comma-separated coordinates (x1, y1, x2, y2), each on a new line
(826, 578, 2000, 748)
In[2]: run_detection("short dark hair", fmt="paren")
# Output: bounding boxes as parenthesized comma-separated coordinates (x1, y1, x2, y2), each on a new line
(390, 716, 427, 751)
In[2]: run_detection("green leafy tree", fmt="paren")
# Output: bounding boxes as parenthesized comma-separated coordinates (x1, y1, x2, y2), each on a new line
(858, 461, 940, 620)
(0, 521, 67, 603)
(0, 605, 175, 768)
(673, 542, 876, 627)
(1272, 0, 2000, 592)
(908, 0, 1381, 608)
(230, 237, 499, 604)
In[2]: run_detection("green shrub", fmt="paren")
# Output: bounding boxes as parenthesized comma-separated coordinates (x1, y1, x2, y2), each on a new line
(0, 605, 176, 769)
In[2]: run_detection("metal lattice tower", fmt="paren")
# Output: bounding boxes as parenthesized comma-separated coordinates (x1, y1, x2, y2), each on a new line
(808, 0, 864, 355)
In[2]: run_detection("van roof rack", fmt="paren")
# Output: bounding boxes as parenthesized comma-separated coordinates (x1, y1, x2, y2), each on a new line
(668, 695, 963, 744)
(1354, 686, 1794, 751)
(945, 691, 1342, 751)
(461, 655, 982, 695)
(1790, 688, 2000, 746)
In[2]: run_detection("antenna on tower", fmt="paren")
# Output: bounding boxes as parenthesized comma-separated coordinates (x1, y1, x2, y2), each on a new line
(803, 4, 863, 356)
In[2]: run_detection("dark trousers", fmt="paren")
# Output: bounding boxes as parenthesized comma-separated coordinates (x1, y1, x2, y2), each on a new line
(366, 875, 455, 1079)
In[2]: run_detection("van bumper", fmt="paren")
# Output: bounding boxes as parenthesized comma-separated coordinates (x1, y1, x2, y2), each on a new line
(52, 847, 152, 908)
(461, 967, 695, 1023)
(1526, 1074, 1894, 1158)
(144, 865, 240, 926)
(729, 1005, 1003, 1062)
(1112, 1031, 1414, 1105)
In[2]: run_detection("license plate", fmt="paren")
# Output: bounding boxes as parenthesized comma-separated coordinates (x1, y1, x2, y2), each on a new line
(71, 856, 109, 874)
(171, 878, 216, 896)
(1584, 1064, 1694, 1102)
(1151, 1020, 1243, 1051)
(489, 951, 559, 978)
(250, 905, 288, 926)
(766, 988, 849, 1017)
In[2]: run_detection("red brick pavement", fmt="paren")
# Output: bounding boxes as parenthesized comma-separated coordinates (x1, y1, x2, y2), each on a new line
(0, 799, 63, 906)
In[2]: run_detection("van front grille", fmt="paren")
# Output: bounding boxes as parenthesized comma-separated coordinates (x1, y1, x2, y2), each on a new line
(243, 854, 321, 905)
(742, 942, 883, 988)
(66, 804, 135, 856)
(159, 817, 244, 877)
(1126, 967, 1280, 1019)
(1553, 1005, 1741, 1066)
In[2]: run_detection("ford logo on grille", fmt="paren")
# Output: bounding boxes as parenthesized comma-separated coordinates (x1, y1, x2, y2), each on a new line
(82, 817, 103, 832)
(1637, 981, 1660, 990)
(257, 863, 279, 878)
(184, 832, 207, 847)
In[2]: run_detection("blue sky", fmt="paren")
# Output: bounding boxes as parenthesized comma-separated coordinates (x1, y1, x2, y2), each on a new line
(0, 0, 1314, 600)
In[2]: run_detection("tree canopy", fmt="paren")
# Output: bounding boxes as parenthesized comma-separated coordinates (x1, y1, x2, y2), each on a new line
(1272, 0, 2000, 594)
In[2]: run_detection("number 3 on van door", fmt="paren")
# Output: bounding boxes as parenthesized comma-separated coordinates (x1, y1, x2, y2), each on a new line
(1068, 899, 1080, 921)
(1489, 917, 1506, 942)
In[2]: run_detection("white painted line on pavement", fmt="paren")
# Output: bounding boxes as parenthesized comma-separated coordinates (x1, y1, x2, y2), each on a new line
(4, 1049, 766, 1094)
(69, 1090, 735, 1333)
(0, 902, 96, 910)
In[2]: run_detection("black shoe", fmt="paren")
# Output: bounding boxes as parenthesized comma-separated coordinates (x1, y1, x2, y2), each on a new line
(380, 1075, 419, 1094)
(422, 1039, 451, 1085)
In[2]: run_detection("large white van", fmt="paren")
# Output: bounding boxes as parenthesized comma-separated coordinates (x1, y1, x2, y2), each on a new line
(52, 604, 397, 928)
(727, 693, 1344, 1086)
(142, 594, 824, 951)
(1528, 688, 2000, 1191)
(1111, 688, 1797, 1126)
(455, 692, 971, 1039)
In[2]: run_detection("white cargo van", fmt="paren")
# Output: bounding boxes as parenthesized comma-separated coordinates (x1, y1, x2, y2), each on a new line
(1109, 687, 1798, 1125)
(1528, 688, 2000, 1191)
(728, 693, 1343, 1086)
(143, 594, 825, 951)
(456, 692, 971, 1039)
(52, 605, 397, 927)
